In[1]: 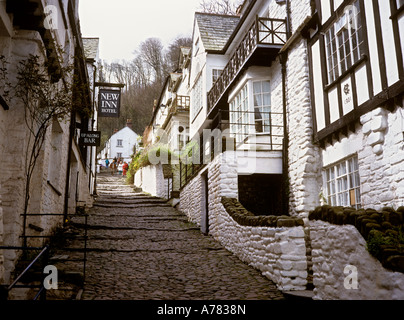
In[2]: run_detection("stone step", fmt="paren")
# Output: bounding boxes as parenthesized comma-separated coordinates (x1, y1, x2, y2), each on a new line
(282, 290, 314, 300)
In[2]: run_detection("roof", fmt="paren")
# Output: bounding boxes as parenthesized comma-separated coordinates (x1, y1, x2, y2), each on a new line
(82, 38, 100, 61)
(111, 126, 139, 138)
(195, 12, 240, 52)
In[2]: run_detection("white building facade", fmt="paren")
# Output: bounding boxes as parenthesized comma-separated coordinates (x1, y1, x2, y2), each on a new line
(307, 0, 404, 210)
(0, 0, 95, 293)
(99, 123, 139, 164)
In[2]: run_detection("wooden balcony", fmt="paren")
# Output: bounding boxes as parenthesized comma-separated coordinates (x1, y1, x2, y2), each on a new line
(162, 95, 190, 130)
(207, 16, 287, 115)
(174, 95, 190, 111)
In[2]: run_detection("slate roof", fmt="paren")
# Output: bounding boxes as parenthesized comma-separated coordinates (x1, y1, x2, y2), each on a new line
(195, 12, 240, 52)
(82, 38, 100, 61)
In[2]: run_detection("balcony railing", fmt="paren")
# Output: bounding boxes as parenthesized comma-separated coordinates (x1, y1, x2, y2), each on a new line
(213, 109, 284, 151)
(207, 17, 287, 112)
(174, 95, 190, 111)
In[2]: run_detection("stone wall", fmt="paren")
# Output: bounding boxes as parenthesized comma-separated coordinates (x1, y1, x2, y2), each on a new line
(359, 106, 404, 209)
(267, 0, 322, 218)
(179, 152, 308, 291)
(134, 164, 167, 199)
(0, 26, 90, 284)
(286, 38, 322, 218)
(310, 220, 404, 300)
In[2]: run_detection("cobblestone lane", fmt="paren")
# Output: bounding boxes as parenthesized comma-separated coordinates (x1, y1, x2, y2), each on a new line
(81, 173, 285, 300)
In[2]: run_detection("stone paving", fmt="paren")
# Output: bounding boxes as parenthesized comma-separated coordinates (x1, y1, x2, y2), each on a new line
(79, 173, 285, 300)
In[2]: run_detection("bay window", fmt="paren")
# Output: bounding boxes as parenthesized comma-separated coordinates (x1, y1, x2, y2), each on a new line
(229, 80, 272, 145)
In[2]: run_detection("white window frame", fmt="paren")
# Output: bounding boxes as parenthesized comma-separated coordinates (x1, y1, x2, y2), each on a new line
(252, 80, 271, 134)
(229, 79, 271, 145)
(325, 0, 364, 83)
(192, 74, 203, 121)
(324, 156, 361, 209)
(212, 69, 223, 84)
(230, 83, 249, 144)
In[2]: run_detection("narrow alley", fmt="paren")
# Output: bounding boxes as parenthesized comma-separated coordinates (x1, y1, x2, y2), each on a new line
(79, 173, 285, 300)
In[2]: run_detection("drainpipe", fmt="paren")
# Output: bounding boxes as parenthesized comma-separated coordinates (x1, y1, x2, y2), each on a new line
(64, 110, 75, 224)
(281, 0, 291, 215)
(88, 63, 97, 194)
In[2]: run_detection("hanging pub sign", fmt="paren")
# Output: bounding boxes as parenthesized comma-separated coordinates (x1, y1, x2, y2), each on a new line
(80, 131, 101, 147)
(98, 89, 121, 118)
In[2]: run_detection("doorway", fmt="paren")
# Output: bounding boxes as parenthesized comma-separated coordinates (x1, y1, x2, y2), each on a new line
(200, 172, 209, 235)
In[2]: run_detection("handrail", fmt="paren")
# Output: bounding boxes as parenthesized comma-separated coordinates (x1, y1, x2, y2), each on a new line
(1, 212, 89, 300)
(7, 246, 49, 291)
(0, 245, 50, 300)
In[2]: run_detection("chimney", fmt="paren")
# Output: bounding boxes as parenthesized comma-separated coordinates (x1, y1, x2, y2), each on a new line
(126, 119, 132, 129)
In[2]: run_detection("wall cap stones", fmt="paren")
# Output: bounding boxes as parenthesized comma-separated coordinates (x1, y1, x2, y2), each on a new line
(221, 197, 304, 228)
(309, 205, 404, 273)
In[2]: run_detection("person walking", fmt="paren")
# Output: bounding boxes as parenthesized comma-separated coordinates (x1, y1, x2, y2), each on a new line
(122, 161, 129, 177)
(118, 160, 123, 175)
(110, 157, 117, 175)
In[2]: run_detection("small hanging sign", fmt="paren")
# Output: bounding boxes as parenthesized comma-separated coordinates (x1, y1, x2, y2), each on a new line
(98, 89, 121, 118)
(80, 131, 101, 147)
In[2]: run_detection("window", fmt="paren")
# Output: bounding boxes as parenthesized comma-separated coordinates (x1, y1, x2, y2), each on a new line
(116, 153, 122, 159)
(194, 37, 200, 57)
(117, 139, 123, 147)
(325, 0, 364, 83)
(324, 156, 361, 209)
(230, 84, 249, 144)
(212, 69, 223, 84)
(192, 75, 203, 120)
(253, 81, 271, 133)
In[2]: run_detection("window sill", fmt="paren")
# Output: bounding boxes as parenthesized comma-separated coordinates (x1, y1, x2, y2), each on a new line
(324, 54, 368, 91)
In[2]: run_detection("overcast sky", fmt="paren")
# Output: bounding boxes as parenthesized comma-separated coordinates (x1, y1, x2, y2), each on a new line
(78, 0, 204, 62)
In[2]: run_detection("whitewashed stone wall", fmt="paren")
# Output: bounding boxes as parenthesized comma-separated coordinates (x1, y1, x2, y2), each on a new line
(0, 27, 92, 284)
(359, 105, 404, 209)
(322, 104, 404, 210)
(268, 0, 322, 218)
(179, 173, 203, 225)
(286, 39, 322, 218)
(134, 164, 166, 199)
(310, 220, 404, 300)
(179, 152, 308, 291)
(212, 205, 308, 291)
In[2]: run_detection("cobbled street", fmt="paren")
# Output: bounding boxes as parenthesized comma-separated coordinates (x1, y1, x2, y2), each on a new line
(80, 173, 285, 300)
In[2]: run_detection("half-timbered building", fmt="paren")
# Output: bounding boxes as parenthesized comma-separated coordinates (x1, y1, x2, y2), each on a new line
(307, 0, 404, 209)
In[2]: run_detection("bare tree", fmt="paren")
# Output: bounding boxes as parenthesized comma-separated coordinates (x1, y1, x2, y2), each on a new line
(166, 36, 192, 72)
(139, 38, 166, 85)
(199, 0, 243, 15)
